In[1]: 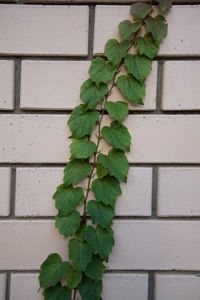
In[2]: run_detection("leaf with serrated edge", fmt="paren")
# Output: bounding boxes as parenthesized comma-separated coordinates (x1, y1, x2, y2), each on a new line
(43, 282, 71, 300)
(135, 33, 159, 60)
(96, 164, 108, 179)
(104, 39, 130, 66)
(55, 211, 81, 237)
(66, 267, 82, 289)
(101, 120, 131, 152)
(85, 255, 106, 281)
(131, 2, 152, 20)
(63, 160, 91, 186)
(53, 185, 84, 215)
(158, 0, 172, 13)
(68, 239, 93, 272)
(70, 137, 96, 159)
(92, 176, 121, 207)
(76, 225, 87, 242)
(85, 225, 114, 262)
(145, 15, 168, 46)
(87, 200, 115, 228)
(78, 276, 102, 300)
(39, 253, 70, 288)
(105, 101, 128, 122)
(89, 57, 116, 87)
(116, 74, 145, 105)
(97, 149, 129, 182)
(68, 104, 99, 138)
(118, 20, 142, 41)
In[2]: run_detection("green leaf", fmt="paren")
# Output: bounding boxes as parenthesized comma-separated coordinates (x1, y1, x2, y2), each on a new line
(63, 160, 91, 186)
(85, 225, 114, 262)
(89, 57, 117, 86)
(124, 54, 152, 84)
(53, 185, 84, 215)
(96, 164, 108, 179)
(39, 254, 70, 289)
(43, 282, 71, 300)
(66, 267, 82, 289)
(68, 239, 93, 272)
(131, 2, 152, 20)
(70, 137, 96, 159)
(104, 39, 130, 65)
(116, 74, 145, 105)
(87, 200, 115, 228)
(85, 255, 106, 281)
(118, 20, 142, 41)
(76, 225, 87, 242)
(80, 79, 108, 110)
(56, 211, 81, 237)
(135, 33, 159, 59)
(92, 176, 121, 207)
(97, 149, 129, 182)
(158, 0, 172, 13)
(101, 120, 131, 152)
(68, 104, 99, 138)
(105, 101, 128, 122)
(144, 15, 168, 46)
(78, 276, 102, 300)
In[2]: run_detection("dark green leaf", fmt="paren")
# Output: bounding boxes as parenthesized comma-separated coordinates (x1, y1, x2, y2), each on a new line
(68, 239, 93, 272)
(131, 2, 152, 20)
(89, 57, 116, 86)
(68, 104, 99, 138)
(105, 101, 128, 122)
(39, 254, 70, 288)
(135, 33, 159, 59)
(70, 137, 96, 159)
(104, 39, 130, 65)
(158, 0, 172, 13)
(85, 225, 114, 262)
(101, 120, 131, 151)
(92, 175, 121, 207)
(118, 20, 142, 41)
(85, 255, 106, 281)
(116, 74, 145, 105)
(43, 282, 71, 300)
(63, 160, 91, 186)
(78, 276, 102, 300)
(144, 15, 168, 46)
(87, 200, 115, 228)
(76, 225, 87, 242)
(96, 164, 108, 179)
(53, 185, 84, 215)
(124, 54, 152, 84)
(66, 267, 82, 289)
(80, 79, 108, 110)
(56, 211, 81, 237)
(97, 149, 129, 182)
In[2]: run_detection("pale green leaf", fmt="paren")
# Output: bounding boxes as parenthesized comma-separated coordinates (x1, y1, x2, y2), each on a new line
(70, 137, 96, 159)
(104, 39, 130, 65)
(118, 20, 142, 41)
(89, 57, 116, 86)
(55, 211, 81, 237)
(158, 0, 172, 13)
(105, 101, 128, 122)
(43, 282, 71, 300)
(135, 33, 159, 59)
(68, 239, 93, 272)
(63, 160, 91, 186)
(145, 15, 168, 46)
(66, 267, 82, 289)
(78, 276, 102, 300)
(85, 255, 106, 281)
(87, 200, 115, 228)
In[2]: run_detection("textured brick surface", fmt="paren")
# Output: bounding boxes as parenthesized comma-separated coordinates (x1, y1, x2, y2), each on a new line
(157, 168, 200, 216)
(0, 167, 11, 216)
(0, 273, 6, 300)
(0, 60, 14, 110)
(0, 5, 89, 56)
(155, 273, 200, 300)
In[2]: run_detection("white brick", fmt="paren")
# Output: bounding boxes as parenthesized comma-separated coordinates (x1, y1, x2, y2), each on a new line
(15, 167, 152, 217)
(94, 6, 200, 56)
(155, 273, 200, 300)
(0, 5, 88, 56)
(0, 167, 11, 216)
(0, 273, 6, 300)
(162, 61, 200, 110)
(0, 60, 14, 110)
(10, 272, 148, 300)
(157, 168, 200, 217)
(1, 114, 200, 163)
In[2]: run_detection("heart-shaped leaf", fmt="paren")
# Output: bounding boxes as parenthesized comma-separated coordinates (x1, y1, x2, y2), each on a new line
(104, 39, 130, 65)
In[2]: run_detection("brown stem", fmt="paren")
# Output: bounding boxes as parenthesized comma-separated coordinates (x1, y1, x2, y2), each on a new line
(73, 288, 77, 300)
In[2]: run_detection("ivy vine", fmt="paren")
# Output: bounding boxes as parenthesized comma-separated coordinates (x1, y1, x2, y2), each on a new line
(39, 1, 171, 299)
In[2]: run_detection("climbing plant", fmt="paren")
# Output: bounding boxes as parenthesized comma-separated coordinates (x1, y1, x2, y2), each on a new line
(39, 1, 171, 299)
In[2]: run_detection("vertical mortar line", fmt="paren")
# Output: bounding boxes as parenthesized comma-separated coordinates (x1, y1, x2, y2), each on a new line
(5, 272, 11, 300)
(10, 168, 16, 218)
(88, 5, 96, 60)
(155, 60, 164, 113)
(14, 59, 21, 114)
(151, 167, 158, 218)
(148, 271, 155, 300)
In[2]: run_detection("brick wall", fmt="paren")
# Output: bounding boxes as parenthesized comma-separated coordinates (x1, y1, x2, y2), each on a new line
(0, 1, 200, 300)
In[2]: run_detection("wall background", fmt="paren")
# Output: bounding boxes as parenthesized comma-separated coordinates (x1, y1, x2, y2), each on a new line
(0, 1, 200, 299)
